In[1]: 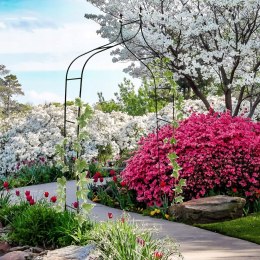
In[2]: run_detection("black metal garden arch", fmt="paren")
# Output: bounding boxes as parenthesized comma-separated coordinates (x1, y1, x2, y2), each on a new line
(63, 8, 175, 207)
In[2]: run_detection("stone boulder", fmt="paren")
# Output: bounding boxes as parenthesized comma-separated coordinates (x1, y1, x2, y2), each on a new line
(168, 195, 246, 224)
(42, 245, 99, 260)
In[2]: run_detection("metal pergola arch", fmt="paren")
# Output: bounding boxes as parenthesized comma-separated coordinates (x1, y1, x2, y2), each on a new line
(63, 9, 175, 209)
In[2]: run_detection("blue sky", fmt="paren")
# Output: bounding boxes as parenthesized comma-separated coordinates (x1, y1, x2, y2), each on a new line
(0, 0, 137, 105)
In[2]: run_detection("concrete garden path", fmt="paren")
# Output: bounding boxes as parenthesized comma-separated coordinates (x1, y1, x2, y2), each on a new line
(12, 181, 260, 260)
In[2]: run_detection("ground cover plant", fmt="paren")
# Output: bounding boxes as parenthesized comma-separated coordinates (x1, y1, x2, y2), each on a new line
(195, 212, 260, 245)
(121, 111, 260, 209)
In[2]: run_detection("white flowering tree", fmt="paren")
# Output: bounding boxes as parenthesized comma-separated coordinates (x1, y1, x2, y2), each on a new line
(85, 0, 260, 118)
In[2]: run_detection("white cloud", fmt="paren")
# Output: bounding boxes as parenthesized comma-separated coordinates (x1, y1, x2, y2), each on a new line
(0, 22, 104, 54)
(11, 55, 128, 72)
(28, 90, 63, 104)
(0, 22, 6, 29)
(0, 21, 129, 72)
(0, 21, 131, 72)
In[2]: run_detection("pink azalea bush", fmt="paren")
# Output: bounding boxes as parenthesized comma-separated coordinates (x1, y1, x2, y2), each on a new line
(121, 112, 260, 206)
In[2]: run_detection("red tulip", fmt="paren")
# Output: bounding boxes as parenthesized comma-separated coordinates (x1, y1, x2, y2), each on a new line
(137, 237, 145, 246)
(108, 212, 113, 219)
(94, 172, 102, 178)
(112, 176, 117, 182)
(25, 190, 30, 196)
(15, 190, 20, 196)
(3, 182, 8, 189)
(232, 188, 237, 193)
(44, 191, 49, 198)
(154, 251, 163, 259)
(26, 195, 32, 201)
(110, 169, 116, 176)
(72, 201, 79, 208)
(50, 196, 57, 203)
(29, 199, 35, 205)
(100, 177, 104, 183)
(120, 181, 126, 187)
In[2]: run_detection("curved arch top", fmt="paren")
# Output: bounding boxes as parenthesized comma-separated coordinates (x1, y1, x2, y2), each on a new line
(64, 9, 175, 175)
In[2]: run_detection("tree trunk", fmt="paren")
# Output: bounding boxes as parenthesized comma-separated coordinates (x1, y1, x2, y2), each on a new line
(225, 89, 232, 113)
(248, 95, 260, 118)
(233, 86, 245, 116)
(7, 95, 10, 117)
(185, 76, 211, 110)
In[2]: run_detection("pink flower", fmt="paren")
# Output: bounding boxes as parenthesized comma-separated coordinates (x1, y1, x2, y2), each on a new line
(160, 181, 166, 188)
(245, 191, 252, 197)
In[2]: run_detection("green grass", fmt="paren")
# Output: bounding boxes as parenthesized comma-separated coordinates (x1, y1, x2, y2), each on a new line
(195, 212, 260, 245)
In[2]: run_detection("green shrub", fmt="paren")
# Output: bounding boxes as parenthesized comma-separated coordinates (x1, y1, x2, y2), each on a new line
(8, 203, 93, 248)
(0, 202, 30, 227)
(0, 187, 12, 209)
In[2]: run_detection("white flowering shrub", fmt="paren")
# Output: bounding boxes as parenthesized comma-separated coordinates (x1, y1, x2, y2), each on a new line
(0, 105, 76, 175)
(0, 96, 258, 175)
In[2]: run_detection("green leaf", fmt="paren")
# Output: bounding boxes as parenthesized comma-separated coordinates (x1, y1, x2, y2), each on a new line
(76, 190, 82, 199)
(170, 138, 177, 144)
(75, 98, 83, 107)
(61, 166, 69, 173)
(174, 196, 184, 204)
(177, 113, 183, 120)
(168, 153, 178, 161)
(73, 142, 81, 153)
(75, 159, 87, 172)
(57, 176, 67, 186)
(172, 170, 179, 179)
(78, 132, 88, 141)
(81, 202, 94, 213)
(178, 178, 186, 187)
(174, 185, 183, 194)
